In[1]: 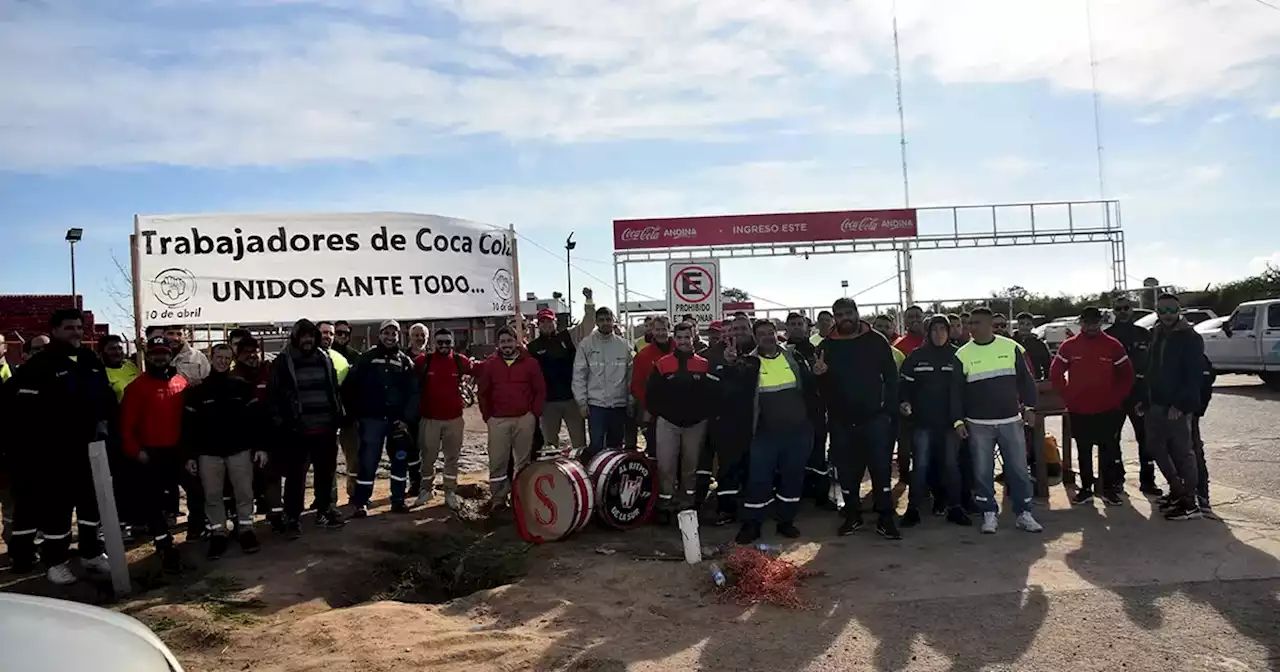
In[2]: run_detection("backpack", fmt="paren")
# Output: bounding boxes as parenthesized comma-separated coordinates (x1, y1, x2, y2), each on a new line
(422, 352, 465, 379)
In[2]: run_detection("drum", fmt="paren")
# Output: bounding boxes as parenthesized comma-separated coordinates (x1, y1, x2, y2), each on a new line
(590, 450, 658, 530)
(512, 457, 594, 544)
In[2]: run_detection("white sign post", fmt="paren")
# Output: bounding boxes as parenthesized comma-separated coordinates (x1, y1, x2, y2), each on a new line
(134, 212, 518, 325)
(666, 259, 721, 325)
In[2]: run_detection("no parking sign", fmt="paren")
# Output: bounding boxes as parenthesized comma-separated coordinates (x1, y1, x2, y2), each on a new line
(666, 259, 721, 325)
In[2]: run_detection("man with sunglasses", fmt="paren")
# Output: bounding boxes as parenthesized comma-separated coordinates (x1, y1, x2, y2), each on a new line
(413, 328, 474, 510)
(1145, 293, 1206, 520)
(1105, 296, 1160, 495)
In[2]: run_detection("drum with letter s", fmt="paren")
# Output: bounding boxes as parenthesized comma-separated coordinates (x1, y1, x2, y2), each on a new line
(513, 457, 594, 543)
(587, 449, 658, 530)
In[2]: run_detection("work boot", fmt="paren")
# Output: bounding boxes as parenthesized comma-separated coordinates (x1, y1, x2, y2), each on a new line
(1140, 481, 1163, 497)
(735, 522, 762, 545)
(206, 535, 229, 561)
(837, 511, 863, 537)
(390, 502, 411, 514)
(81, 553, 111, 574)
(1072, 489, 1095, 506)
(899, 508, 922, 528)
(238, 530, 261, 554)
(946, 507, 972, 526)
(159, 545, 182, 573)
(266, 513, 287, 535)
(712, 511, 736, 527)
(877, 514, 902, 540)
(776, 522, 801, 539)
(444, 491, 462, 511)
(46, 562, 77, 586)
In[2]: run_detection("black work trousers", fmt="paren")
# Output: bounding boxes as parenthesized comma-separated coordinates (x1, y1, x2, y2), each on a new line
(9, 449, 103, 567)
(1070, 410, 1126, 495)
(136, 448, 196, 547)
(271, 431, 338, 521)
(711, 420, 751, 515)
(1120, 399, 1157, 487)
(830, 414, 894, 515)
(803, 411, 831, 501)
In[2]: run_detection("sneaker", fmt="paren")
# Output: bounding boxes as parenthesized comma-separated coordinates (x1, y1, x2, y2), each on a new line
(1101, 491, 1124, 507)
(207, 535, 229, 560)
(899, 508, 922, 528)
(931, 500, 947, 517)
(1072, 489, 1095, 506)
(980, 512, 999, 534)
(946, 507, 972, 526)
(1140, 483, 1163, 497)
(877, 515, 902, 540)
(267, 513, 287, 535)
(352, 506, 369, 519)
(121, 525, 135, 544)
(776, 522, 801, 539)
(238, 530, 261, 554)
(735, 522, 762, 545)
(1198, 499, 1218, 521)
(444, 491, 462, 511)
(837, 512, 863, 537)
(1164, 502, 1202, 521)
(46, 562, 77, 586)
(712, 511, 736, 527)
(317, 509, 347, 528)
(284, 519, 303, 540)
(414, 492, 433, 509)
(160, 546, 183, 573)
(81, 553, 111, 574)
(306, 499, 319, 512)
(1015, 512, 1043, 533)
(390, 502, 411, 514)
(1156, 495, 1176, 513)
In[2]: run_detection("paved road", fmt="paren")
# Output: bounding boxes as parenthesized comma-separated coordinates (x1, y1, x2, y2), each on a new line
(1197, 375, 1280, 505)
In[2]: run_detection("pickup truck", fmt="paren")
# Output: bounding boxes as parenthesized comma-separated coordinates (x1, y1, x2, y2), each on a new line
(1198, 298, 1280, 389)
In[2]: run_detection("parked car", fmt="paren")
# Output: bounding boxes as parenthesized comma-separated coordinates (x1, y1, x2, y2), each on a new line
(1134, 307, 1216, 330)
(1033, 310, 1117, 351)
(0, 593, 185, 671)
(1199, 299, 1280, 389)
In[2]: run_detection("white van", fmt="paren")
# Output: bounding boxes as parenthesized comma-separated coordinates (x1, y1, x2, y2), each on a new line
(1198, 298, 1280, 389)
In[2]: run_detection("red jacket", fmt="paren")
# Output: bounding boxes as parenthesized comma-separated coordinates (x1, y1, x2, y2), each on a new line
(415, 352, 474, 421)
(120, 370, 189, 458)
(1050, 332, 1135, 415)
(893, 332, 924, 356)
(630, 340, 674, 408)
(477, 350, 546, 421)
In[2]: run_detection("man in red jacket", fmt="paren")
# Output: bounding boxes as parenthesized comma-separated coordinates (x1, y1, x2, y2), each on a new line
(1050, 306, 1135, 507)
(120, 336, 196, 571)
(630, 316, 673, 451)
(414, 327, 474, 510)
(478, 327, 546, 505)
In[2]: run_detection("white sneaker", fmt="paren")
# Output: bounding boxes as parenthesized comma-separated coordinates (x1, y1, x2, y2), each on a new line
(980, 512, 999, 534)
(413, 492, 433, 509)
(81, 554, 111, 574)
(47, 562, 77, 586)
(444, 491, 462, 510)
(1016, 512, 1043, 533)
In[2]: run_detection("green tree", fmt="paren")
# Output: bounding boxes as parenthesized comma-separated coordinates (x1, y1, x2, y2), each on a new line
(722, 287, 750, 303)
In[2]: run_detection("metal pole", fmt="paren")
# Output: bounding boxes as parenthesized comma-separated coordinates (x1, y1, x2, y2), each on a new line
(69, 241, 78, 308)
(88, 440, 131, 596)
(565, 232, 575, 316)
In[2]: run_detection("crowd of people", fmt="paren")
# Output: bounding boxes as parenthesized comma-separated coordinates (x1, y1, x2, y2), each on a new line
(0, 288, 1214, 586)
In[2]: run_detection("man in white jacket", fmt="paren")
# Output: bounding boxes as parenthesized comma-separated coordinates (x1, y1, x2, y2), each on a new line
(573, 306, 633, 463)
(165, 325, 210, 385)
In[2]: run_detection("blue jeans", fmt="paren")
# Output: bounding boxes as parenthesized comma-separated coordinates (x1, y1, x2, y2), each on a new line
(584, 405, 627, 463)
(968, 421, 1033, 515)
(354, 418, 410, 507)
(911, 427, 961, 510)
(742, 424, 813, 525)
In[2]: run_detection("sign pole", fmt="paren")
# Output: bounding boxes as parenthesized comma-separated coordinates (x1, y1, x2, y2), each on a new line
(130, 223, 144, 367)
(509, 224, 524, 342)
(88, 440, 131, 596)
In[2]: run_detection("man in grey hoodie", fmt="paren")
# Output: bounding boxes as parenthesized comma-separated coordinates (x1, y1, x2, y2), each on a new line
(573, 306, 633, 462)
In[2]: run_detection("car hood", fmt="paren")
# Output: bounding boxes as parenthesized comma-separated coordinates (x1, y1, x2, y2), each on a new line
(0, 593, 184, 671)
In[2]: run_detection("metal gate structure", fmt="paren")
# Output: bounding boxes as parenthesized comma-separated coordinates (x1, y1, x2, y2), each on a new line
(611, 200, 1125, 328)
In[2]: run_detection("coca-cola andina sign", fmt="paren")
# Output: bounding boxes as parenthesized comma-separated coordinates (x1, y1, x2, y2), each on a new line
(613, 208, 918, 250)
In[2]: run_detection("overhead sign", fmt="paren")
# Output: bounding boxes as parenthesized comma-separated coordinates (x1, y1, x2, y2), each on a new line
(667, 259, 721, 325)
(135, 212, 516, 325)
(614, 208, 918, 250)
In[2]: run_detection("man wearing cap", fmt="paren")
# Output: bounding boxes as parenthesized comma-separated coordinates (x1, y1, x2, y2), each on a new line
(529, 309, 586, 457)
(412, 327, 474, 509)
(1104, 295, 1159, 495)
(343, 319, 419, 517)
(1050, 306, 1135, 507)
(573, 306, 633, 463)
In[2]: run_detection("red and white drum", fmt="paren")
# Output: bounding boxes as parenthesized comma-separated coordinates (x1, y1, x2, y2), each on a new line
(513, 457, 594, 544)
(588, 450, 658, 530)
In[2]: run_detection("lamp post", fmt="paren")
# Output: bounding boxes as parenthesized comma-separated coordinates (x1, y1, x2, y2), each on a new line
(65, 228, 83, 309)
(841, 279, 849, 298)
(565, 232, 577, 314)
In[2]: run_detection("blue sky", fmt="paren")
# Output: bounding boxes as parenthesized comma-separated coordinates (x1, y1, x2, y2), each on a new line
(2, 0, 1279, 329)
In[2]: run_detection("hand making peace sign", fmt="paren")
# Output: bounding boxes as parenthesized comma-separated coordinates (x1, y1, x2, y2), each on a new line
(813, 350, 828, 375)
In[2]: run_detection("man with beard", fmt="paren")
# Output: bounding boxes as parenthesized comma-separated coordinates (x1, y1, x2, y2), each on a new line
(1013, 312, 1052, 381)
(893, 305, 926, 356)
(98, 334, 141, 539)
(899, 316, 969, 527)
(1145, 293, 1205, 520)
(529, 310, 586, 459)
(631, 316, 674, 451)
(1104, 296, 1159, 495)
(330, 320, 358, 361)
(706, 314, 757, 525)
(645, 322, 719, 523)
(573, 306, 633, 463)
(344, 320, 419, 517)
(99, 335, 140, 401)
(955, 308, 1042, 534)
(818, 299, 902, 539)
(317, 321, 356, 507)
(4, 309, 116, 583)
(165, 325, 210, 386)
(407, 323, 430, 360)
(1050, 306, 1134, 507)
(478, 327, 546, 505)
(413, 327, 475, 510)
(266, 319, 346, 537)
(231, 336, 277, 524)
(736, 320, 818, 544)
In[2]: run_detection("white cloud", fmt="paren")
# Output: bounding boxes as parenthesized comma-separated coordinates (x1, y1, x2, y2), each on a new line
(1, 0, 1279, 169)
(1135, 114, 1163, 125)
(1208, 112, 1235, 124)
(1187, 164, 1226, 185)
(984, 156, 1045, 177)
(1267, 103, 1280, 119)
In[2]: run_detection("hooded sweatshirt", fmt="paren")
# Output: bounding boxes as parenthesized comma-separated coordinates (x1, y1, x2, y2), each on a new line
(899, 337, 964, 431)
(1146, 317, 1204, 415)
(572, 328, 633, 409)
(816, 320, 900, 423)
(267, 319, 344, 435)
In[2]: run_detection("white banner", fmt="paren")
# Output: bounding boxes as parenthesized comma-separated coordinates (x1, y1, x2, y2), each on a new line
(134, 212, 517, 325)
(666, 259, 722, 325)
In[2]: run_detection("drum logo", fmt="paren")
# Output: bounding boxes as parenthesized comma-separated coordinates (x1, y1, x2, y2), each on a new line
(603, 458, 654, 526)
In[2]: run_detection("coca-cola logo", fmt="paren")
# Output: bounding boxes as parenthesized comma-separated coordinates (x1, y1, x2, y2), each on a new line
(840, 217, 914, 232)
(620, 226, 662, 242)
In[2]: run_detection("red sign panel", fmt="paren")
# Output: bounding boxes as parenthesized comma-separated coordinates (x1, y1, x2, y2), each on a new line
(613, 208, 918, 250)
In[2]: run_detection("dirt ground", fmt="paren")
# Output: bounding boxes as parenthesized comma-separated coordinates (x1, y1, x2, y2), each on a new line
(5, 382, 1280, 672)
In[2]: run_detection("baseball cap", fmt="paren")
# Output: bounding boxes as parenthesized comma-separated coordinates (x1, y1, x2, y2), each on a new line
(708, 320, 724, 332)
(1079, 306, 1103, 322)
(146, 336, 173, 353)
(536, 309, 556, 322)
(379, 319, 401, 332)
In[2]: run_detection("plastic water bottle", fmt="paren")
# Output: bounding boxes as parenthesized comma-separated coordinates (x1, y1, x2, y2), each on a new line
(755, 544, 781, 555)
(709, 562, 726, 587)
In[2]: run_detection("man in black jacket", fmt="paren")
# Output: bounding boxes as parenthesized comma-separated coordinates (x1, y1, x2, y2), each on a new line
(898, 316, 969, 527)
(785, 311, 833, 509)
(267, 318, 347, 537)
(817, 298, 902, 540)
(1193, 354, 1216, 519)
(706, 314, 756, 526)
(1145, 294, 1205, 520)
(1105, 295, 1159, 495)
(343, 319, 419, 517)
(645, 322, 720, 523)
(3, 308, 115, 584)
(1013, 312, 1052, 381)
(529, 310, 586, 455)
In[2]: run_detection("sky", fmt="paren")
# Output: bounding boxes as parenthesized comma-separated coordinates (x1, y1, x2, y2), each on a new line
(2, 0, 1279, 329)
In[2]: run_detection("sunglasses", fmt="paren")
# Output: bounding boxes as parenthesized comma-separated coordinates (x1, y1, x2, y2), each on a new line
(1113, 306, 1131, 312)
(1157, 306, 1180, 314)
(993, 322, 1008, 329)
(435, 340, 453, 347)
(336, 330, 351, 336)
